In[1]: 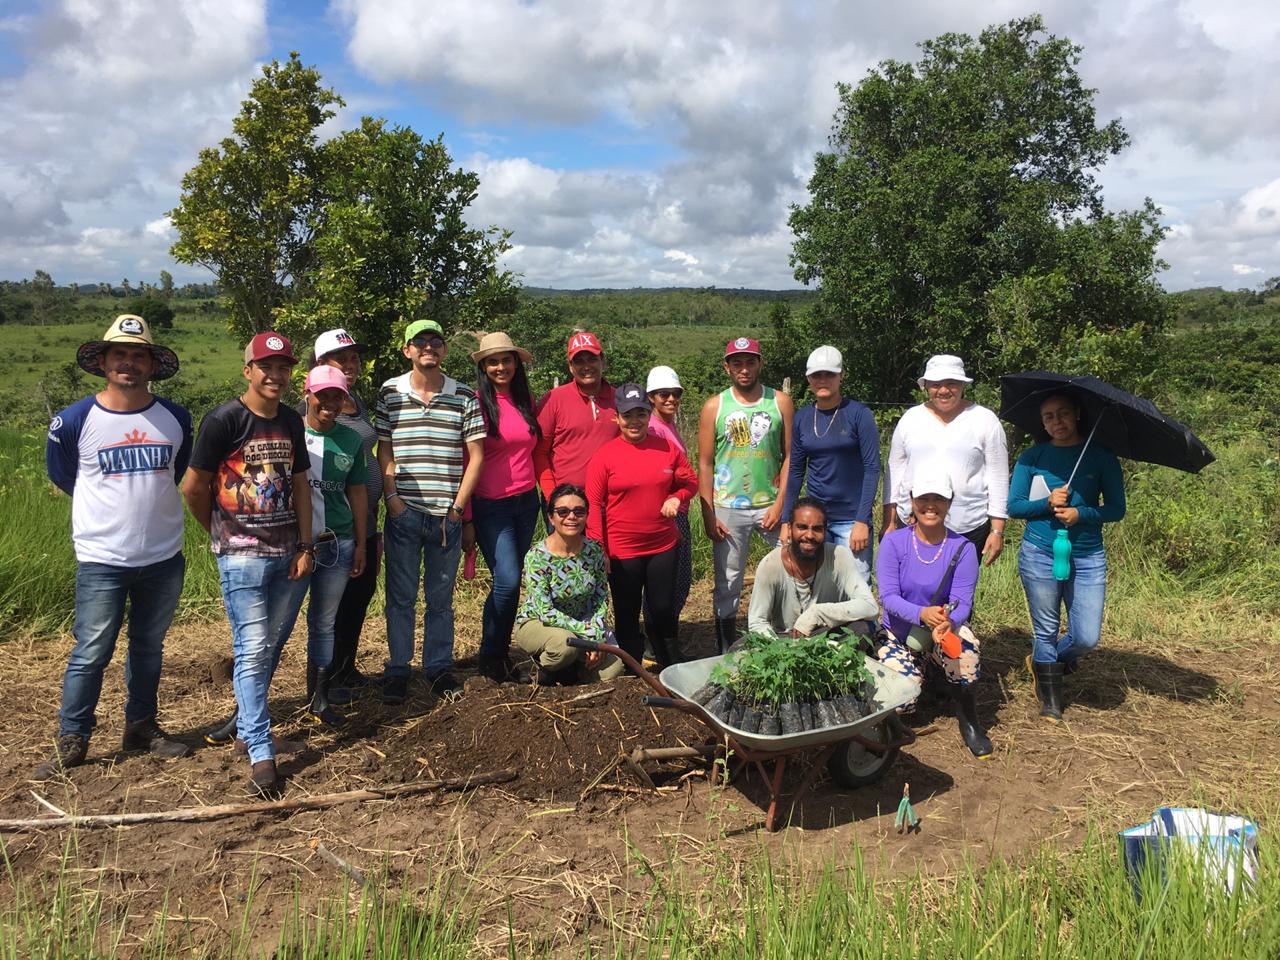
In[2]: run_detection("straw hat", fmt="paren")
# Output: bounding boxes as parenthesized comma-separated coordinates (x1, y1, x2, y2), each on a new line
(470, 331, 533, 364)
(76, 314, 179, 381)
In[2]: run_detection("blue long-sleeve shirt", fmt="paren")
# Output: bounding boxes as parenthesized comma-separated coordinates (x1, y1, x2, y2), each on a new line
(1007, 442, 1126, 555)
(783, 398, 880, 525)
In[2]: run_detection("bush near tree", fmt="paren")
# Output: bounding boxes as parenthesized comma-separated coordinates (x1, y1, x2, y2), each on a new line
(123, 296, 175, 331)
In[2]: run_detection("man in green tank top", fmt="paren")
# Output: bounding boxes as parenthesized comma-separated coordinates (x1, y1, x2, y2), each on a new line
(697, 337, 794, 653)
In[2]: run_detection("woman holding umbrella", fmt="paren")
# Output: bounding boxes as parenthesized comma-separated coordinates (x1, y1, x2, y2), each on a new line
(1007, 392, 1125, 721)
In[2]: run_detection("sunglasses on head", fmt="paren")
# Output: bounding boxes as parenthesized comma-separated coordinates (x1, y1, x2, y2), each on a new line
(409, 336, 445, 350)
(552, 506, 588, 518)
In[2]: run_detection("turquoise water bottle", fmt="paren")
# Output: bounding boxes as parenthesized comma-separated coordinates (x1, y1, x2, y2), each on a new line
(1052, 529, 1072, 581)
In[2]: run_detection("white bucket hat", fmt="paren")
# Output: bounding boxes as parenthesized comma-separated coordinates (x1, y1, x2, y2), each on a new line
(645, 365, 682, 394)
(805, 345, 843, 376)
(917, 354, 973, 390)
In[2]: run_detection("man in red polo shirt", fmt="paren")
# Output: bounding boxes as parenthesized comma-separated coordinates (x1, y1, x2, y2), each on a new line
(533, 331, 619, 497)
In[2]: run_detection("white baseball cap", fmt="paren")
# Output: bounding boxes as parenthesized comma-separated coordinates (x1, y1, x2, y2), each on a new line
(917, 354, 972, 389)
(646, 365, 682, 394)
(910, 467, 954, 500)
(805, 345, 843, 376)
(313, 328, 365, 360)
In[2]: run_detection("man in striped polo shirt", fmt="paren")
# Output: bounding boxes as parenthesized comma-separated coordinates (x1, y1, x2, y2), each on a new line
(376, 319, 486, 704)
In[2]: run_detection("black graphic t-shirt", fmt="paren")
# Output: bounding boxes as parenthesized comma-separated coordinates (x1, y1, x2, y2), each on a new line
(190, 399, 310, 557)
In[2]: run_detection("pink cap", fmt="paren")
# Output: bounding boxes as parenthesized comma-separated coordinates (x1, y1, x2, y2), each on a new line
(724, 336, 762, 358)
(305, 365, 350, 395)
(566, 331, 603, 360)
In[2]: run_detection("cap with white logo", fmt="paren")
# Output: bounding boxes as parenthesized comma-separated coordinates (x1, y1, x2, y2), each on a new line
(313, 328, 365, 360)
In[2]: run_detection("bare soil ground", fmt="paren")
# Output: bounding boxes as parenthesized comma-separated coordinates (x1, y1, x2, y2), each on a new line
(1, 578, 1277, 955)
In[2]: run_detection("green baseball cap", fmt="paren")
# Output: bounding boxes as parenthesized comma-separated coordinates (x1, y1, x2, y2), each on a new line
(404, 319, 445, 344)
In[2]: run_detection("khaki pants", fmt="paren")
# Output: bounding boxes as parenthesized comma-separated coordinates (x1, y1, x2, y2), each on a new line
(513, 620, 625, 682)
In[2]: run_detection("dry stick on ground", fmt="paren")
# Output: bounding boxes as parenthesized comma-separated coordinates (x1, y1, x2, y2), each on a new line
(0, 768, 517, 833)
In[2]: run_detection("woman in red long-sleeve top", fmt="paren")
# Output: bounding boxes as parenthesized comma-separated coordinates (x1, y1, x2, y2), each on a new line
(586, 383, 698, 667)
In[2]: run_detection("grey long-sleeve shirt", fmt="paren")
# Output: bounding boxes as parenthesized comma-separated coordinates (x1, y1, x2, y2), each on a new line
(747, 543, 878, 638)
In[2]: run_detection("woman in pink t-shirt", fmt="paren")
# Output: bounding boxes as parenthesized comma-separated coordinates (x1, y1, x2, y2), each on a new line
(644, 366, 695, 643)
(470, 332, 542, 683)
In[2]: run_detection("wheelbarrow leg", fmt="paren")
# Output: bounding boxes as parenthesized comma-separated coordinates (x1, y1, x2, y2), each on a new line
(786, 743, 839, 824)
(765, 757, 787, 832)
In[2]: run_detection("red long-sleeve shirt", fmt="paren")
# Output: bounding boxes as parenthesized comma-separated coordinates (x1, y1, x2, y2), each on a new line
(533, 380, 618, 498)
(586, 434, 698, 560)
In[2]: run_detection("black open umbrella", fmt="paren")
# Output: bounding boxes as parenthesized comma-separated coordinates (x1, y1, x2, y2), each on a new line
(999, 372, 1215, 478)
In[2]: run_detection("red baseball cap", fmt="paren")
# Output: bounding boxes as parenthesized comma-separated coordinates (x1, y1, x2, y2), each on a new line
(244, 331, 298, 365)
(724, 336, 762, 358)
(566, 331, 603, 360)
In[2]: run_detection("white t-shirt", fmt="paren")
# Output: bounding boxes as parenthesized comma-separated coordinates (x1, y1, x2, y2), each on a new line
(46, 395, 192, 566)
(882, 403, 1009, 535)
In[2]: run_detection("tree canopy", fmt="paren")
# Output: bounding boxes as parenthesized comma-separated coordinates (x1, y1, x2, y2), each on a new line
(786, 16, 1169, 402)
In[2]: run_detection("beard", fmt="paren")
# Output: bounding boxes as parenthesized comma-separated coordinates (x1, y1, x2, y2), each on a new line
(789, 537, 822, 563)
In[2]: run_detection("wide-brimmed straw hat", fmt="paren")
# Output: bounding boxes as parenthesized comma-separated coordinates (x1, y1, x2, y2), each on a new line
(471, 331, 533, 365)
(76, 314, 179, 380)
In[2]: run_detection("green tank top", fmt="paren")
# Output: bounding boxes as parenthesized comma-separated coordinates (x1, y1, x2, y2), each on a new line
(713, 386, 784, 508)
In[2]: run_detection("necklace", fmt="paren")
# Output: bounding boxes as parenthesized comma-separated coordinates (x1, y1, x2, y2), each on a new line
(813, 402, 839, 439)
(911, 532, 946, 564)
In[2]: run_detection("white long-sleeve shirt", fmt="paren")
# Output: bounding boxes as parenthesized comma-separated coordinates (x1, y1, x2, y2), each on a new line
(882, 403, 1009, 535)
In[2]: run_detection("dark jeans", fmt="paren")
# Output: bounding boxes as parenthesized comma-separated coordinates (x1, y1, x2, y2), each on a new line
(472, 489, 540, 660)
(960, 520, 992, 553)
(608, 545, 681, 667)
(60, 551, 185, 738)
(330, 534, 380, 681)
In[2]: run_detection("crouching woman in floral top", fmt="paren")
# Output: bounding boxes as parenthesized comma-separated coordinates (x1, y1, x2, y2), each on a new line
(514, 484, 624, 685)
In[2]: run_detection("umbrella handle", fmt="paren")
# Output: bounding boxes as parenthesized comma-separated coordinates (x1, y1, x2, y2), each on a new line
(1065, 410, 1106, 488)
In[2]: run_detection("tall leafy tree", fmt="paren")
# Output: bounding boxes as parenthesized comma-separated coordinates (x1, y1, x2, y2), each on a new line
(169, 53, 342, 338)
(788, 16, 1169, 402)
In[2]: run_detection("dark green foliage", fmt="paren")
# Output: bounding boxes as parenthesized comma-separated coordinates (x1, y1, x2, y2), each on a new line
(124, 296, 175, 331)
(711, 629, 874, 706)
(788, 16, 1170, 403)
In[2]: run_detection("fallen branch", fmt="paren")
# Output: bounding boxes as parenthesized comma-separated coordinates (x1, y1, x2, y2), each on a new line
(0, 768, 517, 833)
(560, 686, 615, 706)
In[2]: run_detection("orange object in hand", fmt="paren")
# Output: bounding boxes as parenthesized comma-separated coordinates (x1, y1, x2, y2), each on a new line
(937, 627, 963, 660)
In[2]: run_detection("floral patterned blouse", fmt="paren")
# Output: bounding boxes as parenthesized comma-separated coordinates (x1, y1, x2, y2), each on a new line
(516, 538, 609, 642)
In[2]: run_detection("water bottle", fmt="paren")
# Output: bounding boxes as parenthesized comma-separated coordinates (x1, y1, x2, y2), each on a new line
(1052, 529, 1072, 582)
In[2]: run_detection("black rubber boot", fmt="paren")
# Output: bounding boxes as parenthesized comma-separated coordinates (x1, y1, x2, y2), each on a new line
(714, 617, 737, 655)
(478, 654, 524, 684)
(950, 684, 993, 758)
(204, 709, 239, 745)
(1032, 660, 1065, 722)
(307, 662, 343, 727)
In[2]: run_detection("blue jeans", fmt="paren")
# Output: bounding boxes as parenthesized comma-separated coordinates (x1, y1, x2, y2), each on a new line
(384, 504, 462, 678)
(307, 537, 355, 668)
(472, 489, 540, 659)
(217, 553, 309, 764)
(59, 552, 185, 739)
(1018, 539, 1107, 666)
(826, 519, 873, 584)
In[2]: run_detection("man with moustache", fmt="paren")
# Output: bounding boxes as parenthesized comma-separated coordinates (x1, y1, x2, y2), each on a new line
(698, 336, 794, 651)
(182, 332, 313, 798)
(746, 498, 877, 639)
(37, 315, 192, 780)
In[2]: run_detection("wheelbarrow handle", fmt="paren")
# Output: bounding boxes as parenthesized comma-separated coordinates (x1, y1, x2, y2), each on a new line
(563, 638, 671, 698)
(565, 637, 599, 651)
(641, 695, 683, 710)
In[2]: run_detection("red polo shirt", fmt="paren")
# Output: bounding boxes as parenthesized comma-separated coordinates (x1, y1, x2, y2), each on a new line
(585, 434, 698, 560)
(534, 380, 618, 497)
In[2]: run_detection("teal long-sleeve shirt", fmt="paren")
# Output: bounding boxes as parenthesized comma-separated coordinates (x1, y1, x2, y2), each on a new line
(1007, 442, 1126, 555)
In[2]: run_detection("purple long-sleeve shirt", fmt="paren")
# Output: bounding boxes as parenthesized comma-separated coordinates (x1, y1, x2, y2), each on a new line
(876, 526, 978, 639)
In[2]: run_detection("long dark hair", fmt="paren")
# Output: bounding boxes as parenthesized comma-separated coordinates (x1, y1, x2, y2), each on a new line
(476, 354, 541, 439)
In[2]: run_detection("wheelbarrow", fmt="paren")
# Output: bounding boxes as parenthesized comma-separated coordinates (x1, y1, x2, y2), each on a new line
(566, 638, 920, 831)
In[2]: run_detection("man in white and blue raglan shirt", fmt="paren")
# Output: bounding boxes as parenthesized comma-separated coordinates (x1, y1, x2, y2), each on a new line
(38, 315, 193, 781)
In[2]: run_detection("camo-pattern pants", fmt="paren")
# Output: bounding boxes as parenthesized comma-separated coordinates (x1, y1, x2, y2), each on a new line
(877, 625, 981, 712)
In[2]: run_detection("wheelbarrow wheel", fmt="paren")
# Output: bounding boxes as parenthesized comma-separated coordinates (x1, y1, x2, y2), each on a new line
(827, 719, 898, 788)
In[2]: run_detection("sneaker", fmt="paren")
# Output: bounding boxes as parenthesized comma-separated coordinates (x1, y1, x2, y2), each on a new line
(122, 719, 192, 759)
(426, 672, 464, 701)
(204, 710, 239, 746)
(382, 675, 408, 706)
(249, 759, 281, 798)
(33, 734, 89, 781)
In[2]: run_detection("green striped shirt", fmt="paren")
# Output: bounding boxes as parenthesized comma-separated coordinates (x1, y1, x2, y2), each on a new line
(375, 373, 485, 516)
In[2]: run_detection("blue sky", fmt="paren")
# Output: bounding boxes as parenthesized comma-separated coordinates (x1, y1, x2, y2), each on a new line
(1, 0, 1278, 291)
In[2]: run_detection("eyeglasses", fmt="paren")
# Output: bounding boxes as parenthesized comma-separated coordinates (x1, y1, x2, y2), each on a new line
(652, 390, 682, 400)
(409, 336, 445, 350)
(552, 506, 588, 518)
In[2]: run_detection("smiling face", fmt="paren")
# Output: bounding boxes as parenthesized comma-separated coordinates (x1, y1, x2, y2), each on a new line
(403, 332, 446, 373)
(615, 407, 650, 443)
(569, 350, 604, 390)
(788, 505, 827, 562)
(649, 387, 682, 421)
(307, 387, 346, 428)
(99, 344, 154, 389)
(322, 347, 361, 389)
(911, 492, 952, 532)
(1040, 394, 1082, 445)
(244, 357, 294, 402)
(548, 493, 589, 538)
(482, 352, 517, 389)
(924, 379, 965, 415)
(724, 353, 762, 390)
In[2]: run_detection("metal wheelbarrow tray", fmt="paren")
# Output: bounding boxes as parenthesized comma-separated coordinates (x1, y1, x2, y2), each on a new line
(568, 639, 920, 831)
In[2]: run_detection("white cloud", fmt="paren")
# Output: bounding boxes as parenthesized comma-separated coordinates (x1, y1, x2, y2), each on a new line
(1233, 264, 1262, 275)
(664, 250, 699, 267)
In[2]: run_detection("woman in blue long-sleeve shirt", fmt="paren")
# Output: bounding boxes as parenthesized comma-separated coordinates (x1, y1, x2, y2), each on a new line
(1007, 393, 1126, 721)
